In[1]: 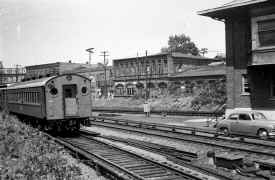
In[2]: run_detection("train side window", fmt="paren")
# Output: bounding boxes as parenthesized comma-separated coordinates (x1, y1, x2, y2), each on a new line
(32, 92, 34, 103)
(34, 92, 36, 104)
(21, 92, 23, 103)
(30, 92, 33, 103)
(34, 92, 37, 103)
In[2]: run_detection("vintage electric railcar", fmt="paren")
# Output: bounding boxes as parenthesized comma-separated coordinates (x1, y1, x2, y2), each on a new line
(0, 74, 92, 132)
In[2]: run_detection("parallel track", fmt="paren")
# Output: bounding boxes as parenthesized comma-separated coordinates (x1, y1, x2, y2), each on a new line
(92, 107, 223, 117)
(89, 117, 275, 157)
(81, 132, 234, 180)
(56, 134, 219, 180)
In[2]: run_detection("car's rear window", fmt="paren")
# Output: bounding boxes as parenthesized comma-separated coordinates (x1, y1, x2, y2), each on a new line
(252, 113, 267, 120)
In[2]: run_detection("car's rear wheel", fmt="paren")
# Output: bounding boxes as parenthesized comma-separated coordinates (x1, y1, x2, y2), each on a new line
(258, 129, 269, 140)
(220, 127, 229, 136)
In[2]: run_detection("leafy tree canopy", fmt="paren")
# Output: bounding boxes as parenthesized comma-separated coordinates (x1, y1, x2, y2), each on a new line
(161, 34, 200, 56)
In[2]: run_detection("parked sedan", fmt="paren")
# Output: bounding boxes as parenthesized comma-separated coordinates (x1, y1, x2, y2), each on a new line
(216, 111, 275, 139)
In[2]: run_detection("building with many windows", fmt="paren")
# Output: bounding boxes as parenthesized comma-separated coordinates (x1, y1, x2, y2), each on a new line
(112, 52, 221, 97)
(199, 0, 275, 118)
(0, 62, 26, 85)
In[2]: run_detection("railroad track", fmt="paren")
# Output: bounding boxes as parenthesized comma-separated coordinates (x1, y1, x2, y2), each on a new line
(85, 133, 235, 180)
(89, 116, 275, 157)
(92, 107, 223, 117)
(97, 134, 198, 162)
(54, 133, 219, 180)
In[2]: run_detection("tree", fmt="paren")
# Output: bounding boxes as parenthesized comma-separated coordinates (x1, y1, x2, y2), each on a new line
(161, 34, 200, 56)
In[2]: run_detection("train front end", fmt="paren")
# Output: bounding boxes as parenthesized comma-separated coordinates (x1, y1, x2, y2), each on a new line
(45, 74, 91, 132)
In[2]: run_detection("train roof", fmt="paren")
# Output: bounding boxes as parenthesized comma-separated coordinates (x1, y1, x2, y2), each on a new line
(7, 74, 91, 90)
(7, 76, 56, 90)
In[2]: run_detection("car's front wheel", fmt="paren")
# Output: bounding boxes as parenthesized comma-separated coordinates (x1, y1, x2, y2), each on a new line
(258, 129, 269, 140)
(220, 127, 230, 136)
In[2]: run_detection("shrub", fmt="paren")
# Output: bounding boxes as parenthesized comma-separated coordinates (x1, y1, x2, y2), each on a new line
(191, 80, 226, 111)
(0, 113, 82, 180)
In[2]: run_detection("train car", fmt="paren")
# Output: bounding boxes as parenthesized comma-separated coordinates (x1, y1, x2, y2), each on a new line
(0, 74, 91, 132)
(0, 84, 8, 110)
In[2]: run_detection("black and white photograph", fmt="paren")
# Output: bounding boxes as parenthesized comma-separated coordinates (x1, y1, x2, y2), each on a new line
(1, 0, 275, 179)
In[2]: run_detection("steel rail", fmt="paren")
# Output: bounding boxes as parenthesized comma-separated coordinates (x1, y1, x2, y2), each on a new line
(80, 132, 234, 180)
(76, 134, 221, 180)
(92, 107, 224, 117)
(44, 133, 144, 180)
(90, 115, 275, 149)
(59, 134, 213, 180)
(89, 118, 275, 157)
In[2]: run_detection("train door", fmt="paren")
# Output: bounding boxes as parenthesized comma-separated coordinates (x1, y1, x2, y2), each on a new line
(63, 84, 78, 117)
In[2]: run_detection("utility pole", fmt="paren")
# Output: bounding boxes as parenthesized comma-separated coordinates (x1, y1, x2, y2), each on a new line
(145, 50, 149, 101)
(15, 64, 21, 82)
(86, 48, 94, 64)
(100, 51, 109, 98)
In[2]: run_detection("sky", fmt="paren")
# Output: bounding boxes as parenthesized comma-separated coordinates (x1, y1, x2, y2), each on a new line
(0, 0, 230, 68)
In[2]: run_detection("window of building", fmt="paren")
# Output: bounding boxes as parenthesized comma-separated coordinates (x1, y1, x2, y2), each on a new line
(242, 74, 250, 95)
(127, 87, 135, 96)
(258, 19, 275, 47)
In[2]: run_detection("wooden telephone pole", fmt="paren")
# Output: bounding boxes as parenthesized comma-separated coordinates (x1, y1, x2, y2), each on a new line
(100, 51, 109, 98)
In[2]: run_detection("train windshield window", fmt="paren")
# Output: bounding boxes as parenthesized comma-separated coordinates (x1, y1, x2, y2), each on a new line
(63, 85, 77, 98)
(50, 88, 58, 95)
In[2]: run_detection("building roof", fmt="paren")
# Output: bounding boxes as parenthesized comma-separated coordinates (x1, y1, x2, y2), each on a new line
(198, 0, 268, 18)
(171, 65, 226, 78)
(113, 52, 218, 62)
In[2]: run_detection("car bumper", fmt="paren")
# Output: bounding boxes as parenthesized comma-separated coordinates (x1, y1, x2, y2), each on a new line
(268, 131, 275, 137)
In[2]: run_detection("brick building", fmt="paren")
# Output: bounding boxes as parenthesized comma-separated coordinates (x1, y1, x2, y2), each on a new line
(113, 52, 220, 97)
(0, 62, 26, 85)
(199, 0, 275, 118)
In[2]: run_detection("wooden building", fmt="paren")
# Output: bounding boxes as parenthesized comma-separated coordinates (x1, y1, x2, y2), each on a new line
(199, 0, 275, 118)
(112, 52, 220, 97)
